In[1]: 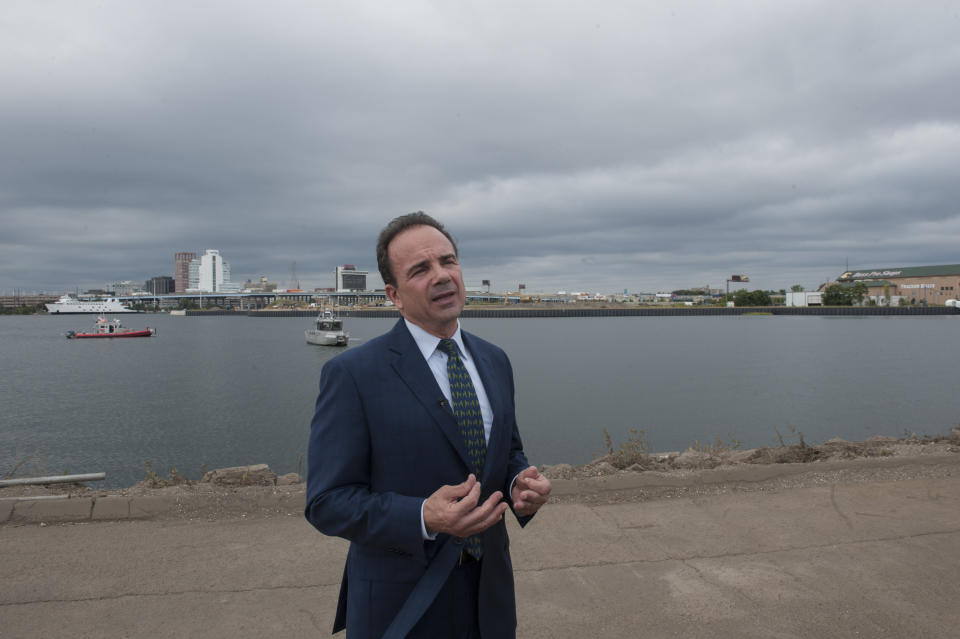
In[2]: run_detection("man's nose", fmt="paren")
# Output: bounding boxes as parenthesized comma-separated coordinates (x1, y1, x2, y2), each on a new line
(429, 261, 451, 283)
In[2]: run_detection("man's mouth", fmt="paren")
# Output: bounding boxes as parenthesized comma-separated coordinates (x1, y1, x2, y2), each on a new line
(432, 288, 457, 303)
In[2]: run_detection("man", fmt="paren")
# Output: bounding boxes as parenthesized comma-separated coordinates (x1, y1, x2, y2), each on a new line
(305, 212, 551, 638)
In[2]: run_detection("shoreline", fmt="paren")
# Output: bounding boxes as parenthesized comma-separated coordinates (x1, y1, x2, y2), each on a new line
(3, 431, 957, 525)
(246, 305, 959, 317)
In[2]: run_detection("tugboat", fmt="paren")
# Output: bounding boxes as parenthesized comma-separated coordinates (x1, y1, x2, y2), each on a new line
(66, 316, 156, 339)
(305, 310, 348, 346)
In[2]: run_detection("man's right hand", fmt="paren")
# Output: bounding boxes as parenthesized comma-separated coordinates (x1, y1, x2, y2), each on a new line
(423, 474, 508, 538)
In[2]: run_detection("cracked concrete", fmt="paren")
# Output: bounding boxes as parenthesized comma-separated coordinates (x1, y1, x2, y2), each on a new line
(1, 458, 959, 638)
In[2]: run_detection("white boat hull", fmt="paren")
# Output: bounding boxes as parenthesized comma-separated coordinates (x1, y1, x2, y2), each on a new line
(46, 296, 135, 314)
(305, 329, 349, 346)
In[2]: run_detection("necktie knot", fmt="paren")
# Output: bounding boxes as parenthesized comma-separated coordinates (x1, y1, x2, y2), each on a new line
(438, 338, 459, 359)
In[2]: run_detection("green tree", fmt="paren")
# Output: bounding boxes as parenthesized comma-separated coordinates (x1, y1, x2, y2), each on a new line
(1, 304, 45, 315)
(791, 284, 805, 292)
(850, 281, 869, 305)
(733, 289, 772, 307)
(823, 284, 853, 306)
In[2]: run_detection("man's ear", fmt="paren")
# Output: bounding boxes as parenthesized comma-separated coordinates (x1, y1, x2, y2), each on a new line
(385, 284, 402, 311)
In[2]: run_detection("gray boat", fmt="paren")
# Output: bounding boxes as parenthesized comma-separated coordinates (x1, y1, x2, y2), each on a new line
(305, 310, 349, 346)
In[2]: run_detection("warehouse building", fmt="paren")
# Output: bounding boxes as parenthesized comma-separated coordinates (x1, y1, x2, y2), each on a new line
(829, 264, 960, 306)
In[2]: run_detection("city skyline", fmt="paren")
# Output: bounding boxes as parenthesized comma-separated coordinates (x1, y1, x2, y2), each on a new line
(3, 2, 959, 294)
(5, 245, 956, 297)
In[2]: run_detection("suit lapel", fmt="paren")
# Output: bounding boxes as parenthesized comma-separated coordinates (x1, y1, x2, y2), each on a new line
(386, 320, 472, 470)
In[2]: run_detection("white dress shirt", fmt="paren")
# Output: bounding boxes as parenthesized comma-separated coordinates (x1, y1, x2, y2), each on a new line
(405, 319, 496, 540)
(404, 319, 494, 445)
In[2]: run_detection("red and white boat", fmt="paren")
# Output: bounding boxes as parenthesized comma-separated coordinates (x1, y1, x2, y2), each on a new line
(66, 316, 156, 339)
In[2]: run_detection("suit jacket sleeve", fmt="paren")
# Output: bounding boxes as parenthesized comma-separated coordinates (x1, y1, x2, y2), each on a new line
(304, 356, 427, 561)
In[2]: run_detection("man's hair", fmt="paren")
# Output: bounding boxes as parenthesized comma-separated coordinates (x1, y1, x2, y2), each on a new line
(376, 211, 458, 287)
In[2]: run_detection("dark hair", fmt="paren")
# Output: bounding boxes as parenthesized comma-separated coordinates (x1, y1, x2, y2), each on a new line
(376, 211, 458, 287)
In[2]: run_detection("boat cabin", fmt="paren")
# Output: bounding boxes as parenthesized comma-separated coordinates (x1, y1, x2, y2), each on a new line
(316, 318, 343, 331)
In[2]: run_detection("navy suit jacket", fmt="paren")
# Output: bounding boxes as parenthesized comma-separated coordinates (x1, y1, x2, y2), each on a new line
(305, 319, 532, 638)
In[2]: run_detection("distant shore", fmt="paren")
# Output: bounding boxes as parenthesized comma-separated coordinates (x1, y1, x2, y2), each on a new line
(148, 304, 960, 318)
(8, 303, 958, 317)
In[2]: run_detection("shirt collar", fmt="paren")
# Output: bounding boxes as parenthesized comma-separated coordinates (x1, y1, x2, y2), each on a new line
(404, 319, 470, 363)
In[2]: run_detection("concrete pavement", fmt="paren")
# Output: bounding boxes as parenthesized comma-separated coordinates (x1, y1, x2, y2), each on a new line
(2, 455, 959, 638)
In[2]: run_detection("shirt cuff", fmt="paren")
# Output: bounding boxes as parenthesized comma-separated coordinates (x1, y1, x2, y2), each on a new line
(420, 500, 438, 541)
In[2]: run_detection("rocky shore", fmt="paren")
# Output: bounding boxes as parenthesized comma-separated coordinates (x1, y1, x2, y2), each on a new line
(539, 427, 960, 480)
(3, 430, 957, 524)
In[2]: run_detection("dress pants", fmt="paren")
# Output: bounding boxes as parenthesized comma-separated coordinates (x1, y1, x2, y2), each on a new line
(404, 556, 482, 639)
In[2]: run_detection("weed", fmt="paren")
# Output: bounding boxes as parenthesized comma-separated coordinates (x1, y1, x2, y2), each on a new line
(692, 434, 742, 455)
(774, 424, 806, 447)
(769, 426, 821, 463)
(144, 460, 161, 486)
(143, 460, 190, 487)
(602, 427, 648, 469)
(4, 455, 41, 479)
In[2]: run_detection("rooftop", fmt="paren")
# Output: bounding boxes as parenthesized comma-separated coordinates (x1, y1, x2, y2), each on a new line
(838, 264, 960, 280)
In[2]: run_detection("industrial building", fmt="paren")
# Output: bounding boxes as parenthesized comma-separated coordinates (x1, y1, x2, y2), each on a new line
(335, 265, 368, 292)
(829, 264, 960, 306)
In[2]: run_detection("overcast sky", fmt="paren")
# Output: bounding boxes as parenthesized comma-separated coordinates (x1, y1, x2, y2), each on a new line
(2, 1, 959, 295)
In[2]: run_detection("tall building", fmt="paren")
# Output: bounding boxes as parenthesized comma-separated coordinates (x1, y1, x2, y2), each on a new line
(145, 276, 175, 295)
(335, 265, 368, 292)
(174, 252, 197, 293)
(188, 249, 240, 293)
(105, 281, 142, 296)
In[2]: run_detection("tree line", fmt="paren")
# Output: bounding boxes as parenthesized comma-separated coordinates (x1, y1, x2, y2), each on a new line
(724, 281, 869, 307)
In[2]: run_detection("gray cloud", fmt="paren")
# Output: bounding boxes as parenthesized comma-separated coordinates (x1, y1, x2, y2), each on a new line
(2, 0, 959, 294)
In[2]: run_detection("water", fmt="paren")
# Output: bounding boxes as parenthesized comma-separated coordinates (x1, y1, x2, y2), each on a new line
(2, 313, 958, 487)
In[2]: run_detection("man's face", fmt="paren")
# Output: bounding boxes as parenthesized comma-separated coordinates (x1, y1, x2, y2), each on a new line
(384, 224, 465, 338)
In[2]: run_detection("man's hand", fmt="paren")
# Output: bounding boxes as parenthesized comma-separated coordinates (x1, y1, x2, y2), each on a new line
(423, 474, 508, 537)
(511, 466, 551, 517)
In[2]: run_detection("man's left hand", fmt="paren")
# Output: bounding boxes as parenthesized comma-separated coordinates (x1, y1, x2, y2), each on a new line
(511, 466, 551, 516)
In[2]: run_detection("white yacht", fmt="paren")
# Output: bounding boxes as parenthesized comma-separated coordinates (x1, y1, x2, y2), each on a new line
(305, 310, 349, 346)
(46, 295, 136, 314)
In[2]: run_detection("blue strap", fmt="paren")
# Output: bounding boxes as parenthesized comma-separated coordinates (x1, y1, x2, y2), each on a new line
(381, 536, 462, 639)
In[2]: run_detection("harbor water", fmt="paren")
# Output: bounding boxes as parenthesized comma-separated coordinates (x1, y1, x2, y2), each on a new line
(2, 313, 958, 488)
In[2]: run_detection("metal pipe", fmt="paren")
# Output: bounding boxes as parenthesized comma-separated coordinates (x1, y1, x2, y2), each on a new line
(0, 472, 106, 487)
(0, 494, 71, 502)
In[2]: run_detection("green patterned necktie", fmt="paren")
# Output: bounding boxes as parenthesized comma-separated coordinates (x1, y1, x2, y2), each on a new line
(438, 338, 486, 559)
